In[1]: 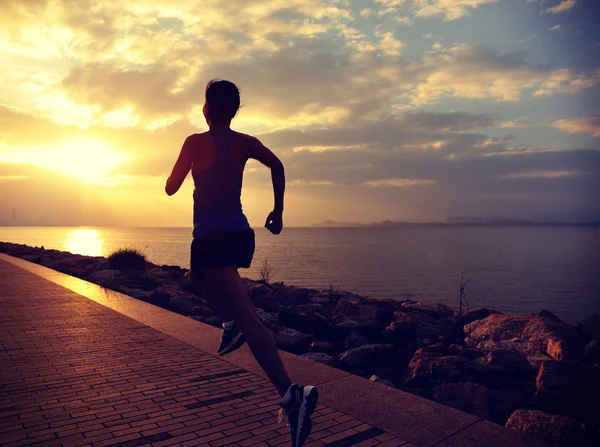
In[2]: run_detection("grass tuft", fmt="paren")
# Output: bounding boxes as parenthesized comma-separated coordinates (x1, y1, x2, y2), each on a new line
(107, 248, 147, 271)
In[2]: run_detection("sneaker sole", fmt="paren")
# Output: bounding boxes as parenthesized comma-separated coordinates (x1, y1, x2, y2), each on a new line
(218, 332, 246, 356)
(296, 386, 319, 447)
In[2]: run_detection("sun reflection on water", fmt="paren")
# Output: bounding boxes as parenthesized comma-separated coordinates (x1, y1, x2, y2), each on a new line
(64, 229, 103, 256)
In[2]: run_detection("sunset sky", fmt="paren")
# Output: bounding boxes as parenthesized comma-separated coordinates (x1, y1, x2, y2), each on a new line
(1, 0, 599, 227)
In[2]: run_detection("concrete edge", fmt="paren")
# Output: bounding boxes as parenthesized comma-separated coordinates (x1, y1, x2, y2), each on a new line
(0, 252, 549, 447)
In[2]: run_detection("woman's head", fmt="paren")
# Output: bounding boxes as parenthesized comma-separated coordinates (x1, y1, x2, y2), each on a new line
(203, 79, 240, 127)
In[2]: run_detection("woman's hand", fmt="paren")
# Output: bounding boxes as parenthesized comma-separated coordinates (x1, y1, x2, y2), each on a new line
(265, 210, 283, 235)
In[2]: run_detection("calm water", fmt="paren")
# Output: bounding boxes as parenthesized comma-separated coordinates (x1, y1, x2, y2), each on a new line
(1, 226, 599, 324)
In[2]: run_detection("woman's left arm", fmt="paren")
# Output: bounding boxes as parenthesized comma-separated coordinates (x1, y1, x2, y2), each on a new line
(165, 136, 194, 196)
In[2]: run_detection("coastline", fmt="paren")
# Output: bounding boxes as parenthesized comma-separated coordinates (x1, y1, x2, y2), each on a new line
(1, 241, 599, 446)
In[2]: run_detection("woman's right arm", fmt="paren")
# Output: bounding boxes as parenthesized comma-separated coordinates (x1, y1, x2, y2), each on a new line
(248, 137, 285, 234)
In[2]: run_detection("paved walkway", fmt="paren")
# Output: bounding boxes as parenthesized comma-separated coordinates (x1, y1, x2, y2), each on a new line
(0, 254, 548, 447)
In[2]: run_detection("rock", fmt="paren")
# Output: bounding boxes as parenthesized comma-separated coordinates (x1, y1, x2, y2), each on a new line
(191, 315, 221, 327)
(416, 342, 447, 354)
(477, 349, 533, 375)
(533, 360, 600, 427)
(465, 313, 586, 363)
(256, 308, 276, 328)
(190, 305, 216, 318)
(432, 382, 492, 419)
(459, 308, 498, 325)
(362, 298, 400, 312)
(270, 325, 313, 353)
(340, 344, 398, 369)
(446, 344, 483, 360)
(506, 409, 592, 447)
(400, 301, 454, 320)
(307, 296, 332, 305)
(148, 286, 172, 307)
(120, 268, 160, 291)
(344, 331, 371, 349)
(300, 353, 339, 368)
(369, 375, 395, 387)
(168, 295, 206, 316)
(579, 315, 600, 340)
(296, 304, 325, 314)
(584, 340, 600, 364)
(536, 309, 563, 324)
(381, 317, 418, 344)
(334, 319, 386, 337)
(403, 351, 501, 388)
(491, 387, 530, 423)
(276, 311, 335, 340)
(119, 286, 151, 301)
(309, 341, 343, 356)
(86, 269, 122, 283)
(333, 300, 392, 324)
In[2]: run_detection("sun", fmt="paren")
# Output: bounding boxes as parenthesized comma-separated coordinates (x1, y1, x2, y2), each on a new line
(36, 135, 132, 183)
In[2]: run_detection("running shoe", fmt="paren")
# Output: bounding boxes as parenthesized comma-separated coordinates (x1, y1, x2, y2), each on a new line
(217, 324, 246, 356)
(278, 384, 319, 447)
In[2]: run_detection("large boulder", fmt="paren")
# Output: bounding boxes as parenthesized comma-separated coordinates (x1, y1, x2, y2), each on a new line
(296, 304, 325, 315)
(256, 308, 277, 328)
(446, 344, 483, 360)
(339, 344, 398, 369)
(432, 382, 492, 419)
(458, 308, 499, 325)
(584, 340, 600, 364)
(300, 353, 339, 368)
(309, 341, 343, 356)
(344, 331, 371, 349)
(369, 375, 395, 387)
(270, 325, 313, 353)
(477, 349, 533, 375)
(334, 319, 387, 337)
(506, 409, 593, 447)
(381, 313, 419, 344)
(168, 295, 206, 315)
(119, 286, 152, 301)
(533, 360, 600, 427)
(399, 301, 454, 320)
(276, 311, 335, 340)
(333, 300, 393, 324)
(464, 313, 586, 365)
(148, 286, 172, 307)
(491, 386, 531, 423)
(579, 315, 600, 340)
(86, 269, 122, 283)
(403, 351, 501, 388)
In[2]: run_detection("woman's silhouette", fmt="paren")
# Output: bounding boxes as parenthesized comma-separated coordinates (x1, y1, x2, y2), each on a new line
(166, 79, 318, 447)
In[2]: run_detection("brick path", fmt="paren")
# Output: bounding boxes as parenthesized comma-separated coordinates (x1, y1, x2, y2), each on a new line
(0, 259, 411, 447)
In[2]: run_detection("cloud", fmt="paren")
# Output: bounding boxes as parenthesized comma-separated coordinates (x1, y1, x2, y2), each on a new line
(543, 0, 577, 14)
(499, 170, 588, 179)
(552, 114, 600, 137)
(362, 178, 438, 187)
(549, 24, 562, 31)
(412, 0, 497, 21)
(533, 69, 600, 96)
(376, 32, 405, 56)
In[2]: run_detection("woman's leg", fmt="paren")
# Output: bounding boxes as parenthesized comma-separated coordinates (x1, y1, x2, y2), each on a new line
(189, 270, 233, 323)
(201, 265, 292, 397)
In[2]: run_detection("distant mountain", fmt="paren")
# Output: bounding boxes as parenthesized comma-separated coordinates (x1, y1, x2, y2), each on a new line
(309, 220, 366, 228)
(309, 218, 600, 228)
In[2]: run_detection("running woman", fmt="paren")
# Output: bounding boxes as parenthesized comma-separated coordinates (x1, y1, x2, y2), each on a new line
(165, 79, 318, 447)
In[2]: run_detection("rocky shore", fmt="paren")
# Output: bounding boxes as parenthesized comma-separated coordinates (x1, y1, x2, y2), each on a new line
(1, 241, 599, 446)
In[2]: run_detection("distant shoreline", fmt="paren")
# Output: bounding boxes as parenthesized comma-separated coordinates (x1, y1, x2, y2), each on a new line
(308, 221, 600, 228)
(2, 222, 600, 229)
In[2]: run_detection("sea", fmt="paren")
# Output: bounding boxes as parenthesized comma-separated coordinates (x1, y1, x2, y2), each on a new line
(1, 225, 599, 325)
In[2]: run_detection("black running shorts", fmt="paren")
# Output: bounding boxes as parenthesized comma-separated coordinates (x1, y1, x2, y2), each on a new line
(190, 228, 255, 272)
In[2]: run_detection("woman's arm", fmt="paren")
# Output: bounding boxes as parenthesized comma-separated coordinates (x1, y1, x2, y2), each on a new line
(165, 136, 194, 196)
(248, 137, 285, 234)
